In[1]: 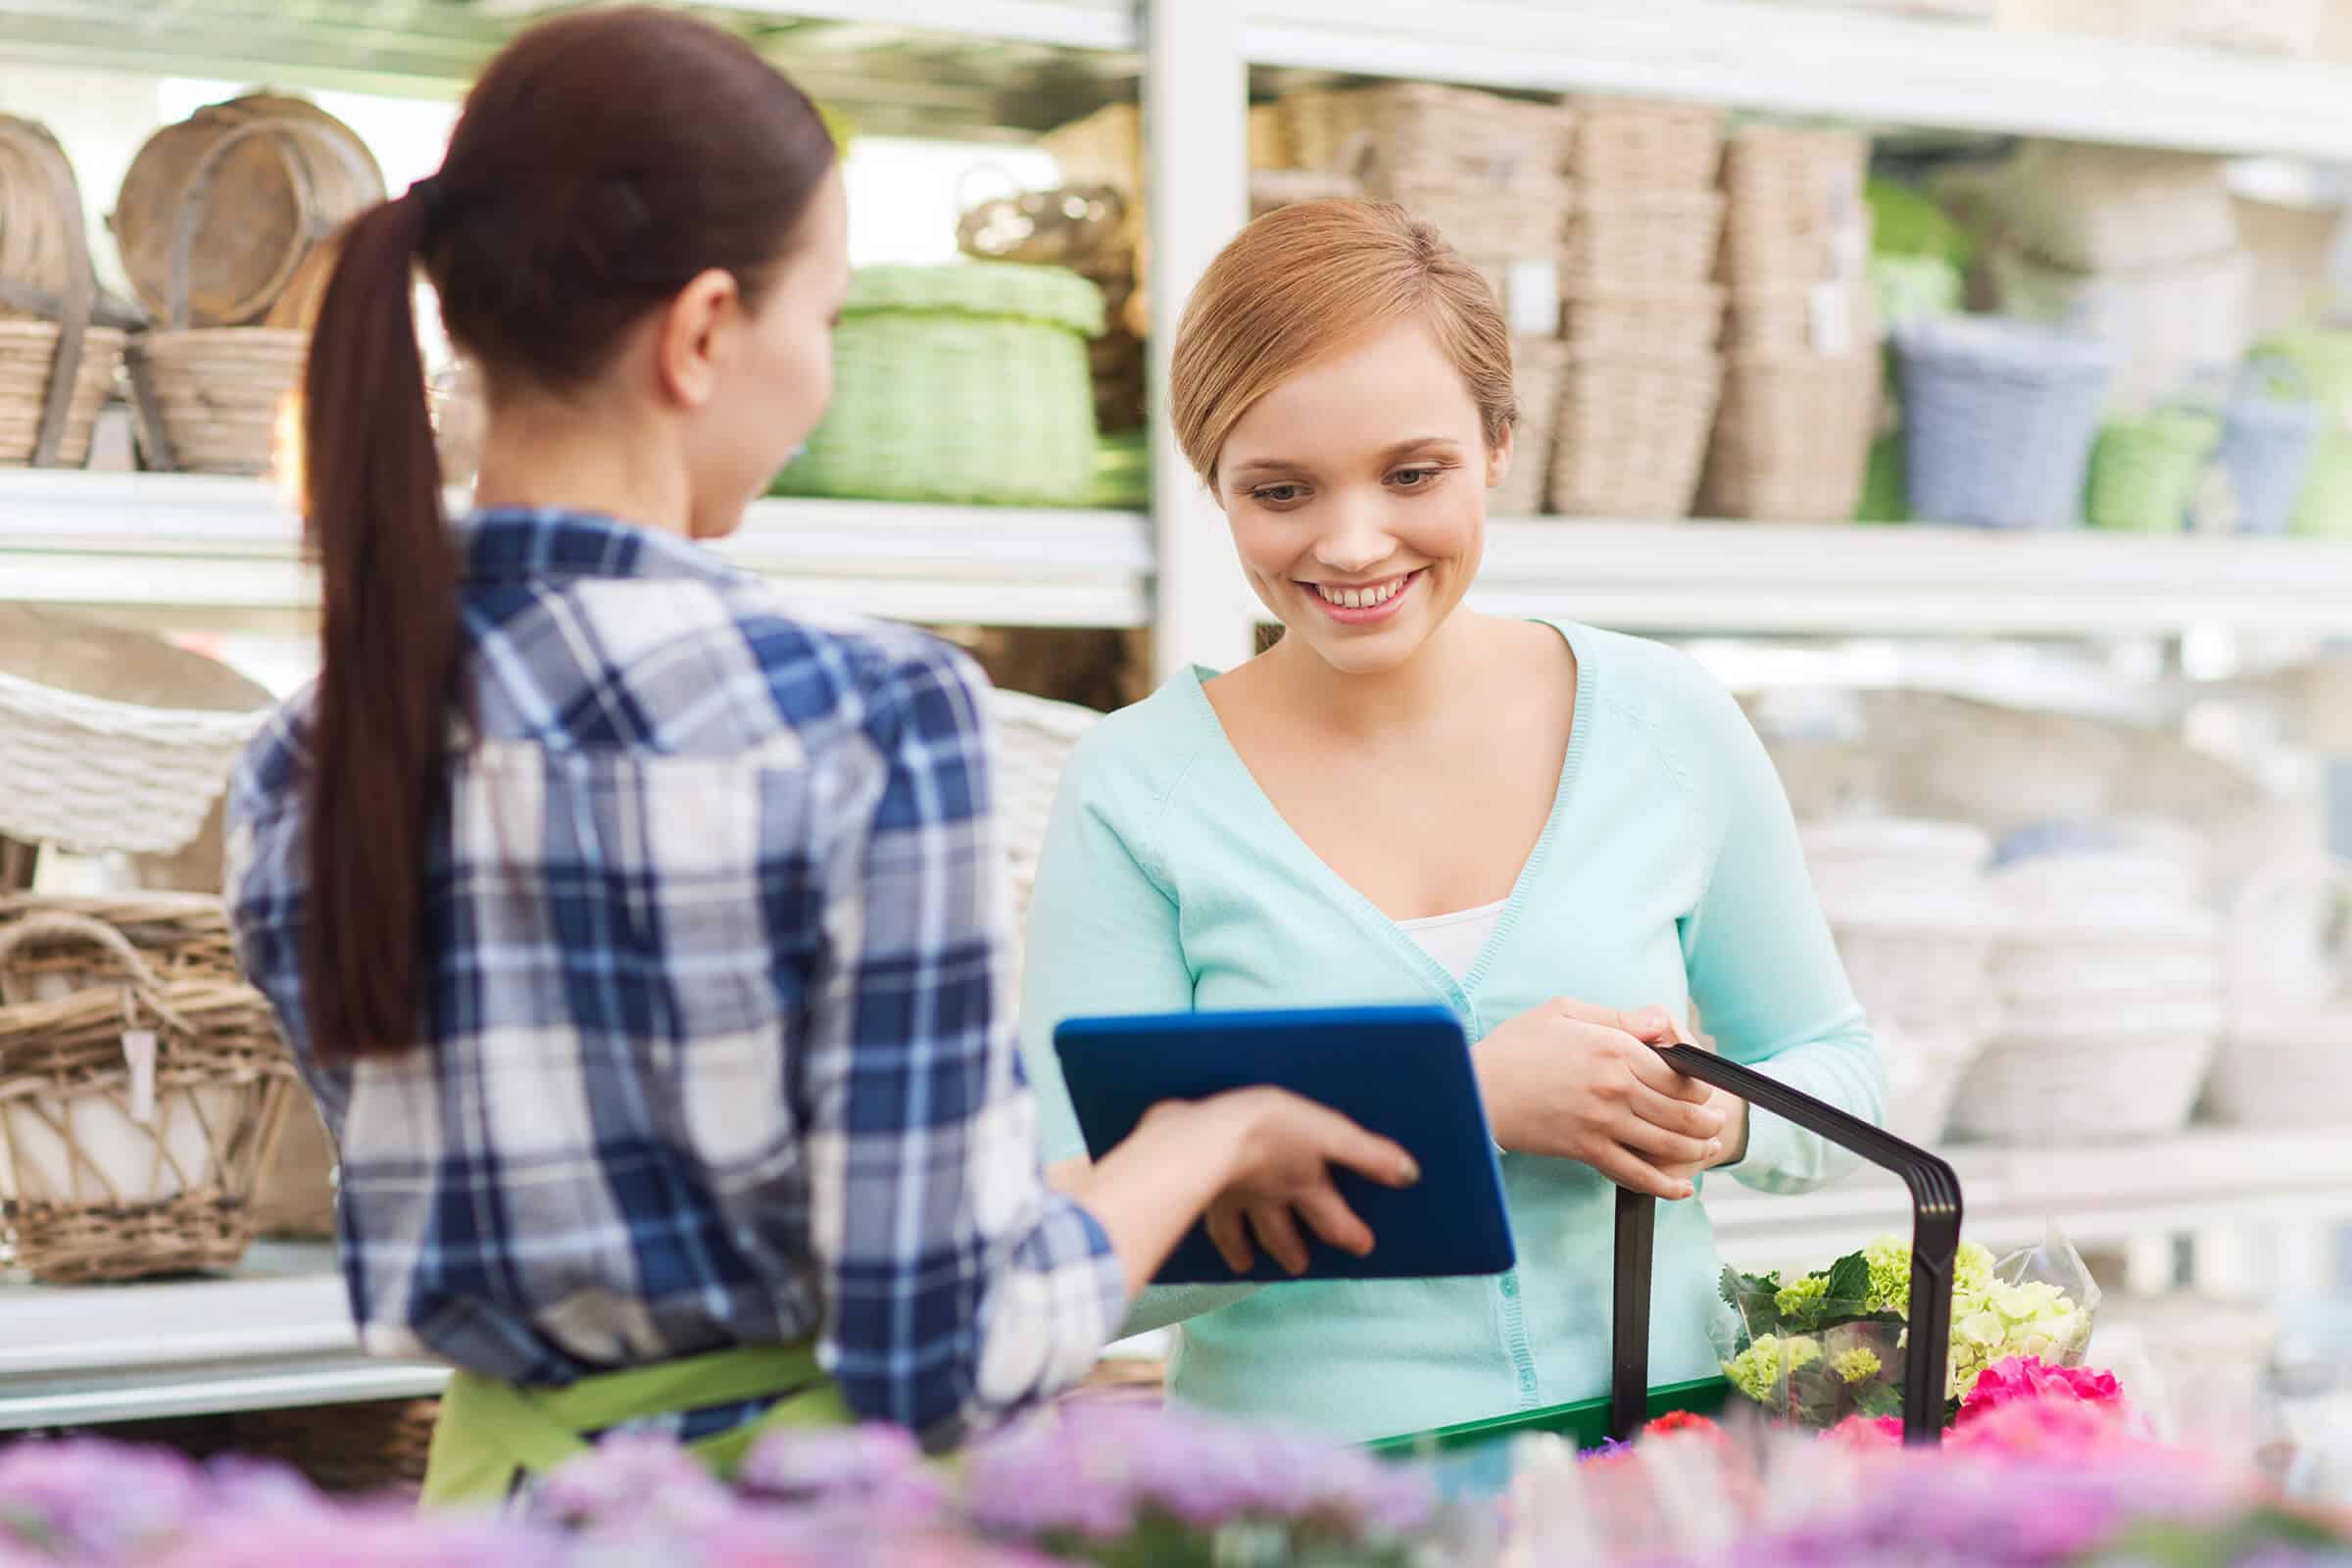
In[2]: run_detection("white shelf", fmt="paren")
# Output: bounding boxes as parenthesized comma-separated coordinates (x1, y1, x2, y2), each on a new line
(1247, 0, 2352, 163)
(1707, 1126, 2350, 1267)
(0, 1242, 445, 1430)
(1477, 517, 2352, 637)
(0, 473, 1152, 633)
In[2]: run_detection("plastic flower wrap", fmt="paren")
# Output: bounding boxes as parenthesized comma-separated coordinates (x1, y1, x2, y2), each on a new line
(1720, 1223, 2100, 1428)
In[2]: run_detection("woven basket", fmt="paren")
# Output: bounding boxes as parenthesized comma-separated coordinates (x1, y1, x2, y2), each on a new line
(1718, 126, 1873, 287)
(1990, 141, 2239, 275)
(1560, 191, 1724, 288)
(1879, 1024, 1983, 1149)
(1559, 284, 1724, 359)
(1494, 338, 1567, 516)
(1988, 242, 2252, 415)
(113, 93, 380, 328)
(1701, 353, 1880, 521)
(1279, 83, 1570, 187)
(1724, 278, 1882, 357)
(1948, 1028, 2217, 1144)
(0, 897, 298, 1284)
(1549, 355, 1723, 519)
(1387, 173, 1575, 262)
(2086, 404, 2221, 532)
(773, 265, 1101, 507)
(0, 118, 135, 470)
(2211, 363, 2324, 536)
(991, 690, 1101, 977)
(229, 1398, 438, 1497)
(1566, 98, 1723, 189)
(1893, 316, 2116, 528)
(128, 327, 307, 478)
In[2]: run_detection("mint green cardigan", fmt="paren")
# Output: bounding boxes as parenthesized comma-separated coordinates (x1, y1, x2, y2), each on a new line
(1018, 621, 1885, 1444)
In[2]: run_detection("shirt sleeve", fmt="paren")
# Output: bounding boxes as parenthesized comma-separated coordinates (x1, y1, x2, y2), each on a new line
(1017, 734, 1259, 1336)
(800, 640, 1126, 1446)
(1676, 673, 1887, 1195)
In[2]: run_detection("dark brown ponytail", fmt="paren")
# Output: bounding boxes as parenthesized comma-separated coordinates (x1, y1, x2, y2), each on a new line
(301, 191, 455, 1060)
(298, 6, 836, 1058)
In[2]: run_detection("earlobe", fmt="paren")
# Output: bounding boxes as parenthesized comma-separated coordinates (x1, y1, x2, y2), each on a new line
(657, 270, 737, 410)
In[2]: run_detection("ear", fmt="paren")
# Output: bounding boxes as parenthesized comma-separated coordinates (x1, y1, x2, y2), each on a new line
(654, 268, 742, 411)
(1486, 421, 1516, 490)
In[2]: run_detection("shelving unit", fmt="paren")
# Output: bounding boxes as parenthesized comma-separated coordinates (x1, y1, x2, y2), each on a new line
(1, 0, 2349, 1432)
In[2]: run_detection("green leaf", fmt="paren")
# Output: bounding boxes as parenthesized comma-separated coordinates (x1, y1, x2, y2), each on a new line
(1825, 1251, 1872, 1304)
(1719, 1266, 1784, 1338)
(1855, 1382, 1903, 1419)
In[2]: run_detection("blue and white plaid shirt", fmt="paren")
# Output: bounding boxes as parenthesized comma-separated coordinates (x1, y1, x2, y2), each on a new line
(225, 509, 1125, 1448)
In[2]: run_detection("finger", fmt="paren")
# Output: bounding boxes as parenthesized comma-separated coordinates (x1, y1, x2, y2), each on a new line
(1298, 1103, 1421, 1188)
(1250, 1203, 1313, 1276)
(1295, 1185, 1375, 1258)
(1615, 1114, 1721, 1170)
(1589, 1144, 1695, 1201)
(1627, 1080, 1728, 1139)
(1625, 1045, 1718, 1105)
(1549, 998, 1682, 1045)
(1205, 1205, 1254, 1274)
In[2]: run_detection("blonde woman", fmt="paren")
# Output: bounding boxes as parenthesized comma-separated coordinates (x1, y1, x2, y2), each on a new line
(1022, 200, 1885, 1443)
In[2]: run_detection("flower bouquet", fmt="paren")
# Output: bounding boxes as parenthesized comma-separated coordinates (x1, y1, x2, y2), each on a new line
(1719, 1225, 2100, 1430)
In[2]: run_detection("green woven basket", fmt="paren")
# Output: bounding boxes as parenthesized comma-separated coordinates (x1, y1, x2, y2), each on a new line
(2086, 404, 2221, 532)
(2293, 430, 2352, 538)
(773, 263, 1105, 507)
(2259, 328, 2352, 416)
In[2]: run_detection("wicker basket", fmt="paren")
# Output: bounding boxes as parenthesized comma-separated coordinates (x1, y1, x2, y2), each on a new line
(1990, 140, 2240, 275)
(1279, 83, 1570, 187)
(1702, 353, 1881, 521)
(1948, 1027, 2218, 1144)
(229, 1398, 438, 1497)
(1718, 126, 1872, 287)
(1559, 283, 1724, 359)
(113, 93, 380, 328)
(1560, 191, 1724, 288)
(1724, 278, 1882, 357)
(1893, 316, 2116, 528)
(991, 689, 1102, 974)
(0, 897, 298, 1284)
(772, 264, 1102, 507)
(1988, 242, 2252, 416)
(1494, 338, 1567, 516)
(0, 118, 133, 470)
(1549, 355, 1724, 519)
(1566, 97, 1724, 189)
(2086, 404, 2222, 532)
(127, 327, 308, 478)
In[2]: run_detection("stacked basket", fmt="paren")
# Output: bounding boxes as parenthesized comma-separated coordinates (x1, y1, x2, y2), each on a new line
(1950, 842, 2223, 1145)
(1552, 99, 1726, 518)
(1703, 127, 1881, 521)
(0, 117, 133, 469)
(1802, 816, 1992, 1148)
(115, 92, 382, 475)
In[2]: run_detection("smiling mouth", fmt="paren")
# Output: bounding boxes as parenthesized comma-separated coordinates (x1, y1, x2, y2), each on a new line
(1299, 569, 1422, 621)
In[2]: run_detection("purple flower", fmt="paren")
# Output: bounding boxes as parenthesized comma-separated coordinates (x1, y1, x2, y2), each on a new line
(0, 1439, 203, 1562)
(531, 1433, 733, 1535)
(151, 1502, 562, 1568)
(736, 1424, 945, 1522)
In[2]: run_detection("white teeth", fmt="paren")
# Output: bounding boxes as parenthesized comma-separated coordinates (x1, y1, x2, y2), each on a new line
(1315, 574, 1408, 609)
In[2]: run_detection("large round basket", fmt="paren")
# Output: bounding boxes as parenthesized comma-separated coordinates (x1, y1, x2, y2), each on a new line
(0, 896, 298, 1284)
(113, 92, 380, 328)
(0, 116, 130, 468)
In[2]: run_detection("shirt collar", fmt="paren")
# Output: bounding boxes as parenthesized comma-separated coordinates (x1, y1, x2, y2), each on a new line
(456, 507, 748, 589)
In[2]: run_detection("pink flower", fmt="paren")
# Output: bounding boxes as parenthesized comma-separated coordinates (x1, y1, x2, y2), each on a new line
(1948, 1394, 2156, 1462)
(1958, 1357, 2126, 1428)
(1823, 1414, 1904, 1450)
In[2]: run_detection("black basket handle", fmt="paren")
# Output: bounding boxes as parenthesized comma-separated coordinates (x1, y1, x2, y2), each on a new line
(1611, 1042, 1962, 1446)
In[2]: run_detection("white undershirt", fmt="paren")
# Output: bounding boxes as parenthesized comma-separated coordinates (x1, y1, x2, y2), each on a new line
(1396, 898, 1509, 982)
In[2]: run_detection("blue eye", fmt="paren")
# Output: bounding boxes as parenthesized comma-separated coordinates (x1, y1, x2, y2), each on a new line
(1391, 467, 1441, 488)
(1252, 484, 1306, 505)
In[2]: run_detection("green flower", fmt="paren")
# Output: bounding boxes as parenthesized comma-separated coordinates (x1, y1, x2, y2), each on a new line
(1954, 1241, 1997, 1294)
(1774, 1274, 1830, 1319)
(1831, 1347, 1884, 1385)
(1861, 1238, 1912, 1314)
(1722, 1333, 1824, 1403)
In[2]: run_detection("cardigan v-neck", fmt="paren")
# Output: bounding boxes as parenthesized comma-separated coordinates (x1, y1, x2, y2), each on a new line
(1018, 619, 1885, 1444)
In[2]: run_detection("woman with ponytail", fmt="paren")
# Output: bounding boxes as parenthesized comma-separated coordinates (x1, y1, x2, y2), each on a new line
(225, 7, 1414, 1507)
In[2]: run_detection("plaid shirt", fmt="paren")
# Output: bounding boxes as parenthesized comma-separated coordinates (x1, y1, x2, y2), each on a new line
(224, 509, 1124, 1447)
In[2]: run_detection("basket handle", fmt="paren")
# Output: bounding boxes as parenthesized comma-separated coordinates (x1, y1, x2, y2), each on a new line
(1610, 1042, 1961, 1447)
(0, 910, 193, 1036)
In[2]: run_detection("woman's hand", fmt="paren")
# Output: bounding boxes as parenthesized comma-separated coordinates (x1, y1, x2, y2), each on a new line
(1471, 998, 1732, 1200)
(1179, 1088, 1420, 1277)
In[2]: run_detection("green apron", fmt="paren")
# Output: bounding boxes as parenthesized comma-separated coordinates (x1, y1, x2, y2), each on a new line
(419, 1341, 850, 1508)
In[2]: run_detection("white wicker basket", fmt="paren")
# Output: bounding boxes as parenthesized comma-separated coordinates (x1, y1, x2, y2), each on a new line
(1990, 141, 2241, 274)
(1948, 1025, 2219, 1143)
(990, 688, 1102, 970)
(1878, 1023, 1981, 1148)
(0, 668, 267, 857)
(1988, 241, 2253, 414)
(1836, 919, 1995, 1035)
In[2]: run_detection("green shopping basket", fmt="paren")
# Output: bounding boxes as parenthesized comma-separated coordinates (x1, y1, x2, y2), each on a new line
(1368, 1042, 1963, 1463)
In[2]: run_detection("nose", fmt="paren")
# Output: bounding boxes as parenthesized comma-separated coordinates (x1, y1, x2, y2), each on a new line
(1311, 492, 1396, 576)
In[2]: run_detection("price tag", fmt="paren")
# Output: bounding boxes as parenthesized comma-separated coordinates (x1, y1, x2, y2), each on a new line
(122, 1029, 157, 1126)
(1505, 259, 1560, 338)
(1810, 281, 1855, 357)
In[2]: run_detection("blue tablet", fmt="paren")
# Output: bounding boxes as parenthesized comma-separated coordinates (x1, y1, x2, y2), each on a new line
(1053, 1004, 1515, 1286)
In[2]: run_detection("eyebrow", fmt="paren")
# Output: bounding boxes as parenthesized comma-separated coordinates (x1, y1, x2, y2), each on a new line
(1226, 437, 1461, 482)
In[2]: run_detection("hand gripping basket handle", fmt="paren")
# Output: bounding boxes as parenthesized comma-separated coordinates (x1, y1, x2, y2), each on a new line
(1610, 1042, 1963, 1446)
